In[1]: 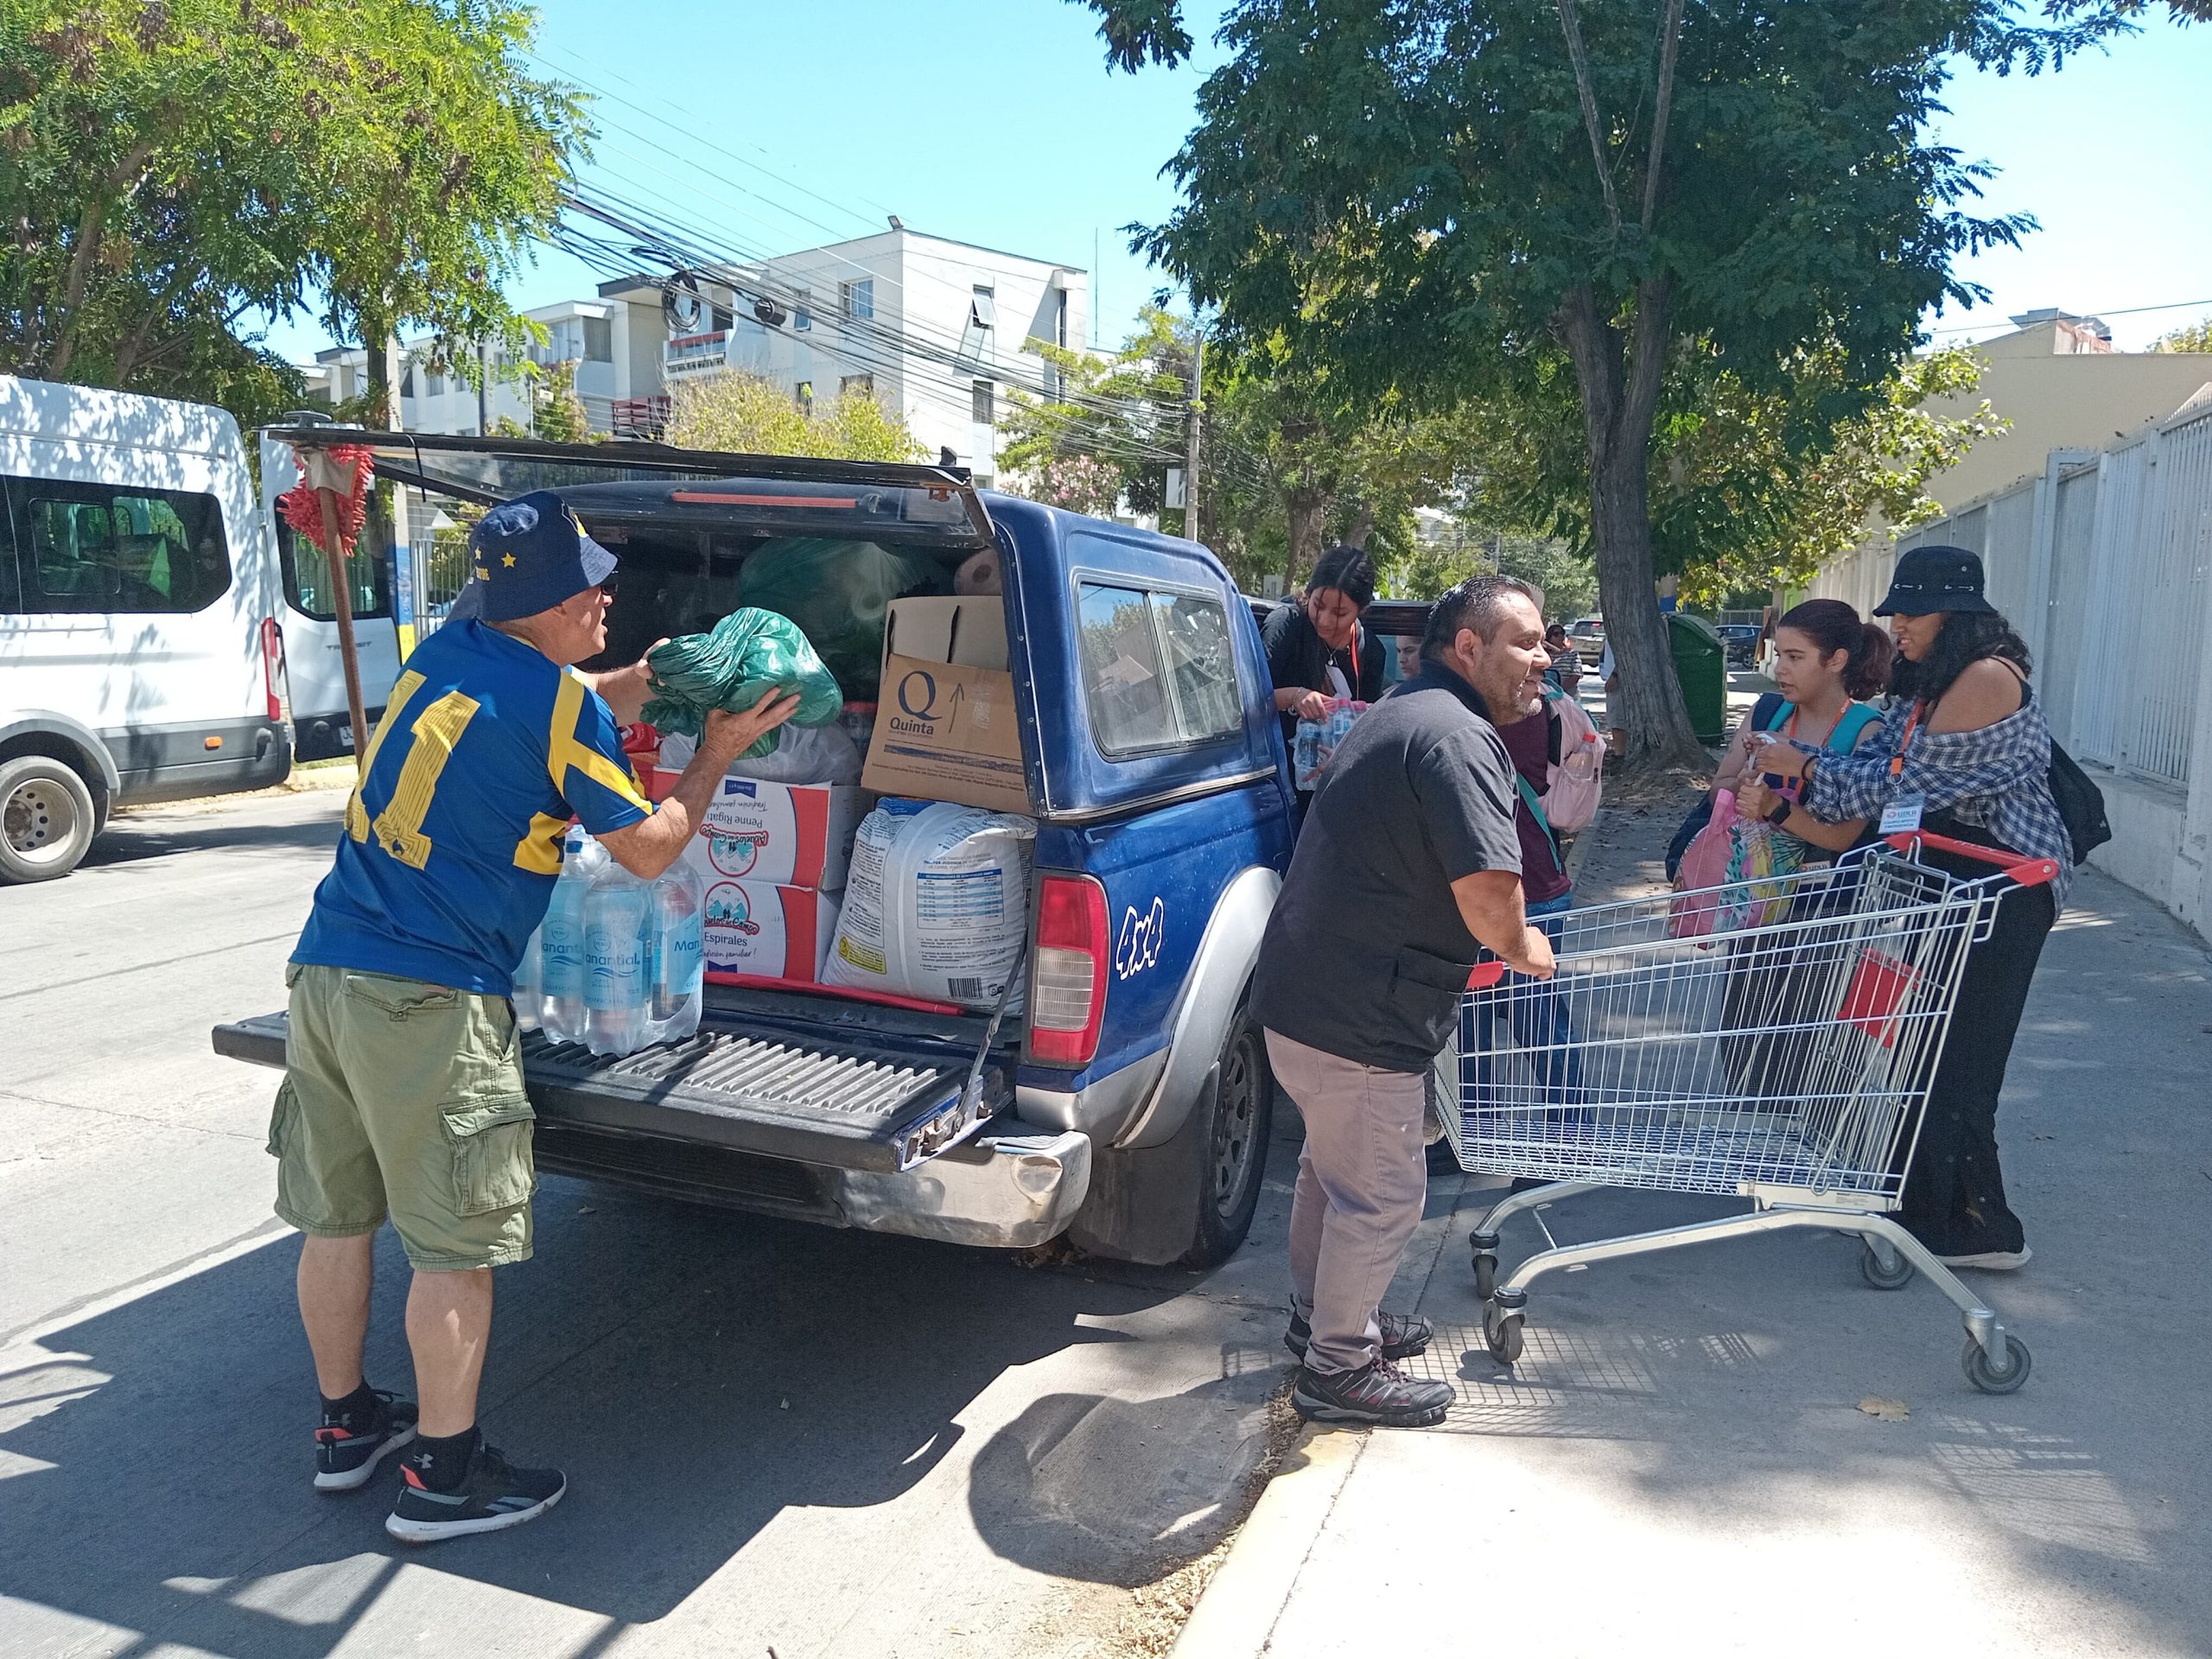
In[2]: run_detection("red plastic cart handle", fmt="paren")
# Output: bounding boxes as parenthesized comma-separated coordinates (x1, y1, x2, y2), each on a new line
(1884, 830, 2061, 889)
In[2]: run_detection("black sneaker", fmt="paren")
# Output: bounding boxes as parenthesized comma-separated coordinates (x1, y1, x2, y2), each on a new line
(385, 1442, 567, 1544)
(1292, 1358, 1454, 1427)
(314, 1390, 418, 1493)
(1284, 1308, 1434, 1363)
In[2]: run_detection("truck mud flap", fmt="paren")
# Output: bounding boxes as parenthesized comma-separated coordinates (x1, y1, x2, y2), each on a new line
(212, 1010, 1008, 1173)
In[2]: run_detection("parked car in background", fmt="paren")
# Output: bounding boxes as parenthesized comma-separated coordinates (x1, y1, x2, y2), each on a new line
(1567, 615, 1605, 659)
(1718, 622, 1762, 670)
(1, 376, 294, 883)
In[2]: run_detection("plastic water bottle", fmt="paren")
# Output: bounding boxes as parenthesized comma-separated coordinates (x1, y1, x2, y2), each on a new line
(582, 861, 650, 1056)
(651, 862, 705, 1032)
(512, 924, 543, 1033)
(541, 832, 605, 1044)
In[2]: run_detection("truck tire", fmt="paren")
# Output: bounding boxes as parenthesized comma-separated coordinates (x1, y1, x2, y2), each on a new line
(1066, 1001, 1275, 1270)
(0, 755, 98, 884)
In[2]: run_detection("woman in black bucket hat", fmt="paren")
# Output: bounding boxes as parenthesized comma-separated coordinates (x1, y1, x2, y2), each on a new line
(1753, 545, 2069, 1272)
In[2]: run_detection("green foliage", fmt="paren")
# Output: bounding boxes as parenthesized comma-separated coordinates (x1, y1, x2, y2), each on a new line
(0, 0, 585, 429)
(1001, 304, 1194, 518)
(1070, 0, 2139, 769)
(2154, 315, 2212, 353)
(665, 372, 924, 462)
(524, 358, 591, 444)
(1376, 518, 1600, 618)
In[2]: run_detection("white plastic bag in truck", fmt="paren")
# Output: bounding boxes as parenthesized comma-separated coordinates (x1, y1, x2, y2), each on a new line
(823, 799, 1035, 1011)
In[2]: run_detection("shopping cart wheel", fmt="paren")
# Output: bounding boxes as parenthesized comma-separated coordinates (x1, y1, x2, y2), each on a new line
(1859, 1238, 1915, 1291)
(1962, 1333, 2031, 1395)
(1483, 1300, 1525, 1364)
(1471, 1249, 1499, 1302)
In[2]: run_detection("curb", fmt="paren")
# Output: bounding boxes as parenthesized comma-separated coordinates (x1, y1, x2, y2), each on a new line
(1169, 1425, 1365, 1657)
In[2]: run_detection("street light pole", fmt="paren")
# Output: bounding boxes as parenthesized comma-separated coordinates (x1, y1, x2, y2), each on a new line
(1185, 325, 1205, 543)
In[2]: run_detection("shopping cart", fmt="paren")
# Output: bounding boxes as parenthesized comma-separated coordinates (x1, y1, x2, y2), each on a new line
(1443, 831, 2062, 1395)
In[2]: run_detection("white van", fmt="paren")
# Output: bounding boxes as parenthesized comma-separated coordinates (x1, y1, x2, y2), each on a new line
(0, 377, 294, 882)
(257, 431, 401, 760)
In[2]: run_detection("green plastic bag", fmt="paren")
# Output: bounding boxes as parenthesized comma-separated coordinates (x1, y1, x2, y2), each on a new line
(644, 608, 844, 757)
(734, 537, 944, 698)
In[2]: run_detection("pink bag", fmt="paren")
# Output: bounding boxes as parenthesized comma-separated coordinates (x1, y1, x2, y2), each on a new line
(1669, 788, 1741, 939)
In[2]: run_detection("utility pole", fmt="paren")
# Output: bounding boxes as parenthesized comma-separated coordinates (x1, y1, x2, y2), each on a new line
(476, 340, 489, 434)
(1184, 322, 1205, 543)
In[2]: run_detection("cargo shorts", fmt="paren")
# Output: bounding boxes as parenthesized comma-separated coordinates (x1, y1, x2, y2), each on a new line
(268, 963, 537, 1271)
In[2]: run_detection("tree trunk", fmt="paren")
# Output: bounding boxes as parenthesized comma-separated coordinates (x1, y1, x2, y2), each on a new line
(1555, 279, 1707, 774)
(1285, 486, 1328, 588)
(1340, 502, 1376, 551)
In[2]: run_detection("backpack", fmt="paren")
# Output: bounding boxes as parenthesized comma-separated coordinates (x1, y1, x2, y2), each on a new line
(1538, 685, 1604, 835)
(1662, 693, 1881, 879)
(2047, 740, 2110, 866)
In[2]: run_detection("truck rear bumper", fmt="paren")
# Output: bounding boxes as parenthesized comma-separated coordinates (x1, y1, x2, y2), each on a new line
(836, 1128, 1091, 1248)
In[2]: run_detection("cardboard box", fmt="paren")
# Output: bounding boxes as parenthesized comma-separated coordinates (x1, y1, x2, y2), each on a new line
(699, 878, 841, 981)
(861, 595, 1030, 814)
(653, 772, 872, 892)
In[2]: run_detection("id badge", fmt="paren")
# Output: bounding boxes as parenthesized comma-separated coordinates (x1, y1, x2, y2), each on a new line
(1880, 795, 1925, 835)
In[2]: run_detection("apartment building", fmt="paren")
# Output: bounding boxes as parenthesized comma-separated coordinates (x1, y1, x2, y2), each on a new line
(642, 226, 1091, 484)
(306, 286, 670, 438)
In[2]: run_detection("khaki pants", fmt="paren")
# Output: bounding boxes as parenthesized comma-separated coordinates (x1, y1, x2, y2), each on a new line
(1269, 1028, 1429, 1376)
(271, 963, 537, 1271)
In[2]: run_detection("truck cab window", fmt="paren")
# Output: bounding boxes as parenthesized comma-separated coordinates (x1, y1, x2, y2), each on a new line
(1077, 581, 1244, 756)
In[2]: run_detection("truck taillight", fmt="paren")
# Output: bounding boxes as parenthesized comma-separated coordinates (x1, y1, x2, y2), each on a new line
(1028, 874, 1108, 1066)
(261, 618, 290, 723)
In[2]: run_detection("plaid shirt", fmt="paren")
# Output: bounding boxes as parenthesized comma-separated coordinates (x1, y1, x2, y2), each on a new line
(1799, 689, 2073, 906)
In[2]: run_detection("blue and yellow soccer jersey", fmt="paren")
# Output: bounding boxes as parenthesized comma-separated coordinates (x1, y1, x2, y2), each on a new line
(292, 620, 652, 994)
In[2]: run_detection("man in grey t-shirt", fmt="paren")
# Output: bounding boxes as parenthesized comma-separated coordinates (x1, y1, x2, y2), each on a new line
(1251, 575, 1556, 1427)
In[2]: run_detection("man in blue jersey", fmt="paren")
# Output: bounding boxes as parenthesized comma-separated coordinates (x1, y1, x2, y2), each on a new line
(275, 491, 796, 1543)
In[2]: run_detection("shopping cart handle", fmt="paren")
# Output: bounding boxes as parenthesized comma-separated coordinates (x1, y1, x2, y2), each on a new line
(1884, 830, 2062, 889)
(1467, 960, 1508, 990)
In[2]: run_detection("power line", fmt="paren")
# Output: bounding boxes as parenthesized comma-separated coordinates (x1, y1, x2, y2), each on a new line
(1927, 296, 2212, 337)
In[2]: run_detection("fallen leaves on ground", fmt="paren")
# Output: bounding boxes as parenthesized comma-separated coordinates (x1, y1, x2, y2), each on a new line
(1858, 1395, 1910, 1421)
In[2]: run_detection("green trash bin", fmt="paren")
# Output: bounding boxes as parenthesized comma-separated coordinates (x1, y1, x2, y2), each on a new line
(1666, 612, 1729, 746)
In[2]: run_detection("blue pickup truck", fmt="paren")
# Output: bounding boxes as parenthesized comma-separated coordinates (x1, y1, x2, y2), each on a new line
(215, 436, 1297, 1268)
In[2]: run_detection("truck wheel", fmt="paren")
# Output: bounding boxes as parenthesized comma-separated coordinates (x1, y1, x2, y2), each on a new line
(1182, 1007, 1274, 1269)
(1065, 1001, 1276, 1270)
(0, 756, 97, 884)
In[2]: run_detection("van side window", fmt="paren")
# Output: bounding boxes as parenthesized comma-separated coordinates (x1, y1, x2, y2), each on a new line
(13, 477, 231, 614)
(1077, 581, 1244, 757)
(0, 493, 21, 613)
(277, 519, 389, 620)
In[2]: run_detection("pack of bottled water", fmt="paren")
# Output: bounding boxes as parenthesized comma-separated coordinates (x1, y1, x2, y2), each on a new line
(512, 827, 704, 1056)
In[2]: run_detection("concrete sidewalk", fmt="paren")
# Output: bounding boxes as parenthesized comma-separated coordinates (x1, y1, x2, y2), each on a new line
(1177, 804, 2212, 1659)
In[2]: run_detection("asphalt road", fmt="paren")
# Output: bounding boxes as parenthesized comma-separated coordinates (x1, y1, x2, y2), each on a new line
(0, 788, 1295, 1659)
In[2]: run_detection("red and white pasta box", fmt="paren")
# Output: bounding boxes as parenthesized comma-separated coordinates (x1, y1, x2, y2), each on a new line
(699, 878, 842, 982)
(651, 771, 872, 892)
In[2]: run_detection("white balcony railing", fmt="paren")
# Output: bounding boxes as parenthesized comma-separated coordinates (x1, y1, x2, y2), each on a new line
(663, 330, 728, 375)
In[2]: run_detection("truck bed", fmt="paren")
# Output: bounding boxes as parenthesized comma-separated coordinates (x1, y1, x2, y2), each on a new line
(213, 983, 1016, 1190)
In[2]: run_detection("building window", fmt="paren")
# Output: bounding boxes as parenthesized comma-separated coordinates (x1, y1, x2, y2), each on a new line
(793, 294, 812, 333)
(710, 300, 734, 331)
(582, 316, 613, 361)
(1055, 288, 1069, 348)
(840, 278, 874, 321)
(971, 378, 995, 424)
(839, 373, 874, 399)
(969, 287, 996, 331)
(795, 380, 814, 414)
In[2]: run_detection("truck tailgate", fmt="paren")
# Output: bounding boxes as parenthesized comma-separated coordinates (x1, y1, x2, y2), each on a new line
(213, 1007, 1008, 1175)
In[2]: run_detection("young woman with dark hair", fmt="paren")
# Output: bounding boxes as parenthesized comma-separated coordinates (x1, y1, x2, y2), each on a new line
(1263, 545, 1387, 823)
(1723, 598, 1896, 856)
(1756, 548, 2071, 1271)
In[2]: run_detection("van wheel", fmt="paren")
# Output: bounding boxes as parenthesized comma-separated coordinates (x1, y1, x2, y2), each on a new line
(1183, 1008, 1274, 1269)
(0, 756, 97, 883)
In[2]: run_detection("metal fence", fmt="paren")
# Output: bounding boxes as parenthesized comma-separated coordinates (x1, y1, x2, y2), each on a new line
(1813, 397, 2212, 789)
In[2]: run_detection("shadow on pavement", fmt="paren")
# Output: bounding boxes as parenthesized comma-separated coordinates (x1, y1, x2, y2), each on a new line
(0, 1173, 1220, 1656)
(84, 809, 342, 868)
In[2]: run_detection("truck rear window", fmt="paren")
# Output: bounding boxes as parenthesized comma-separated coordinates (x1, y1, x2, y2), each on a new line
(1075, 581, 1243, 757)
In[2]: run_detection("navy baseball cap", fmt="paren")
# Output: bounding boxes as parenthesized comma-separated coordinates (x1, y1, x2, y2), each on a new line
(1873, 543, 1995, 618)
(448, 490, 619, 623)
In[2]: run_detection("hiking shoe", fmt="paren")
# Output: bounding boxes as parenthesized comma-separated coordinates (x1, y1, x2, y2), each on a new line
(1937, 1245, 2033, 1272)
(1292, 1358, 1453, 1427)
(1285, 1308, 1433, 1363)
(385, 1442, 566, 1544)
(314, 1390, 418, 1493)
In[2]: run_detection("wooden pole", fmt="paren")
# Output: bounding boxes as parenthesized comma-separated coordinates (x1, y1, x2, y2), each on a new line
(311, 473, 371, 764)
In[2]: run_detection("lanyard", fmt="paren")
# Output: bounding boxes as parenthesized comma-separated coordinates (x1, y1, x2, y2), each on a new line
(1889, 701, 1925, 779)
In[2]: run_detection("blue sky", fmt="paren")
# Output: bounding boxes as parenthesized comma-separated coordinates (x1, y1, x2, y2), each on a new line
(259, 3, 2212, 365)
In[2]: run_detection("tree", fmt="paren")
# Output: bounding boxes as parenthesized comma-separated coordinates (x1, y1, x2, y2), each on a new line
(1376, 516, 1601, 615)
(2154, 315, 2212, 353)
(0, 0, 584, 428)
(490, 357, 593, 443)
(665, 372, 924, 462)
(1000, 305, 1195, 521)
(1073, 0, 2158, 771)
